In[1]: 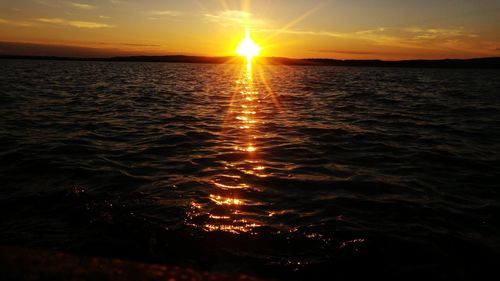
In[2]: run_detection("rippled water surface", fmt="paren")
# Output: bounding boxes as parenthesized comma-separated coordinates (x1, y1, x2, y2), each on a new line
(1, 60, 499, 280)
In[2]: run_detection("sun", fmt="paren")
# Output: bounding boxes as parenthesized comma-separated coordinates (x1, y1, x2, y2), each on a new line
(236, 29, 261, 62)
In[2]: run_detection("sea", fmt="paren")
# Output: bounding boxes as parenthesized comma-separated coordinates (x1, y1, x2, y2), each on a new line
(1, 59, 499, 280)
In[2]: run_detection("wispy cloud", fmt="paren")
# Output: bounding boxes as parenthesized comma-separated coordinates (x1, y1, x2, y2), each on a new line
(403, 27, 476, 40)
(69, 21, 112, 28)
(258, 28, 344, 38)
(204, 10, 266, 27)
(260, 25, 481, 52)
(119, 43, 161, 47)
(109, 0, 136, 6)
(315, 50, 380, 55)
(34, 0, 61, 8)
(147, 10, 182, 20)
(37, 18, 65, 24)
(0, 18, 35, 27)
(34, 0, 97, 10)
(151, 10, 181, 17)
(68, 2, 96, 10)
(36, 18, 114, 28)
(353, 26, 483, 52)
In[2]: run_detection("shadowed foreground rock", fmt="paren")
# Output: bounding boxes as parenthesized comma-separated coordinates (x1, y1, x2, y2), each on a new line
(0, 246, 269, 281)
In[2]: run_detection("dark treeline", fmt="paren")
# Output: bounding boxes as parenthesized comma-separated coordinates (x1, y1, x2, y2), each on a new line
(1, 54, 499, 69)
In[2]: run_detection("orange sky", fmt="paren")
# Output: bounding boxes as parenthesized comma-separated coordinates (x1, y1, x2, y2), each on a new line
(0, 0, 499, 59)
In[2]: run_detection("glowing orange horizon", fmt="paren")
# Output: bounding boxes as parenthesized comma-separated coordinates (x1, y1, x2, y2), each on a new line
(1, 1, 498, 60)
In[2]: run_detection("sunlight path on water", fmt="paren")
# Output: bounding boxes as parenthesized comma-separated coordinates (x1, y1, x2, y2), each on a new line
(186, 62, 271, 234)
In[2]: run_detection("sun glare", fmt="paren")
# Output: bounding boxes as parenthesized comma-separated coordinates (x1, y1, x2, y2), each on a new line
(236, 29, 261, 62)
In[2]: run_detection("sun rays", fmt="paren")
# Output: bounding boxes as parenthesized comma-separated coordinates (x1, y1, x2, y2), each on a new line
(186, 1, 319, 234)
(236, 28, 261, 62)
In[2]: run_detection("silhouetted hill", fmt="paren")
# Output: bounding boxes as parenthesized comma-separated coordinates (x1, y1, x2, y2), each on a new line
(1, 54, 499, 69)
(304, 57, 500, 69)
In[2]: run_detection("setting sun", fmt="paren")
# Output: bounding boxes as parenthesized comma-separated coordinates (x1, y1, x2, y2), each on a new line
(236, 29, 261, 61)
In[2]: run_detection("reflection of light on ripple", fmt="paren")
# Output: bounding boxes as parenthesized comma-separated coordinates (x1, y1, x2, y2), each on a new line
(212, 181, 249, 190)
(209, 214, 230, 220)
(209, 194, 241, 205)
(236, 116, 257, 123)
(238, 166, 268, 178)
(190, 202, 202, 209)
(246, 145, 256, 152)
(234, 145, 256, 152)
(203, 223, 261, 234)
(242, 91, 258, 96)
(186, 64, 274, 235)
(187, 195, 261, 234)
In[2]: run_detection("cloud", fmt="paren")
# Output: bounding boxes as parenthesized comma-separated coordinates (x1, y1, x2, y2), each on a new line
(34, 0, 61, 8)
(109, 0, 136, 6)
(68, 2, 96, 10)
(37, 18, 65, 24)
(403, 27, 473, 40)
(204, 10, 265, 27)
(260, 25, 481, 52)
(36, 18, 114, 28)
(315, 50, 379, 55)
(0, 18, 35, 27)
(260, 26, 471, 41)
(313, 49, 411, 57)
(69, 21, 112, 28)
(258, 28, 344, 38)
(151, 10, 181, 17)
(0, 41, 177, 57)
(95, 42, 162, 47)
(0, 41, 124, 57)
(35, 0, 97, 10)
(122, 43, 161, 47)
(349, 27, 478, 46)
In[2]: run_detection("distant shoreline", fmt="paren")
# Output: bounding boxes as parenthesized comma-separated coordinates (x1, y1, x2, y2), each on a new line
(1, 54, 499, 69)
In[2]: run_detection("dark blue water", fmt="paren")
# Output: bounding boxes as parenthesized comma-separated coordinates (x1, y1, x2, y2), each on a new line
(1, 59, 499, 280)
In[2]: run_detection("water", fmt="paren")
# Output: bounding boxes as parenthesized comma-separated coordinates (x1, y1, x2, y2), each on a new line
(1, 59, 499, 280)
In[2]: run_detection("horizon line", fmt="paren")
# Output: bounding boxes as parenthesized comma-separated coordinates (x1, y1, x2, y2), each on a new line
(1, 40, 499, 62)
(1, 54, 499, 69)
(1, 53, 499, 62)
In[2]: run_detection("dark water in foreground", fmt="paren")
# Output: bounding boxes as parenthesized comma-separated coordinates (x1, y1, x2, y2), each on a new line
(1, 60, 499, 280)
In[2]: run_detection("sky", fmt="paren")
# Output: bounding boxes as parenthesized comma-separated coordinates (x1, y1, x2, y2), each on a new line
(0, 0, 499, 59)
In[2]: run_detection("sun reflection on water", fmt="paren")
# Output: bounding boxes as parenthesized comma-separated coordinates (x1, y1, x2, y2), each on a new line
(186, 60, 273, 234)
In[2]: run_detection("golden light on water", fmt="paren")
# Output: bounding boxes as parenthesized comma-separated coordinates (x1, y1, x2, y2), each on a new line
(186, 26, 282, 234)
(209, 194, 241, 206)
(246, 145, 256, 152)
